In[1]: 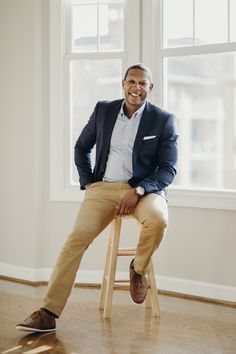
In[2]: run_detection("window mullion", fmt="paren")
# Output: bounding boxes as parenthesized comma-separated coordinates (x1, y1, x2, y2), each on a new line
(159, 0, 164, 107)
(125, 0, 140, 67)
(228, 0, 230, 42)
(193, 0, 195, 46)
(97, 2, 100, 52)
(160, 42, 236, 58)
(65, 52, 125, 61)
(65, 0, 72, 53)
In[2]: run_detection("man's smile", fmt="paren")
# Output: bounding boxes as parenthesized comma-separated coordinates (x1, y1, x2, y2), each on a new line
(129, 92, 141, 97)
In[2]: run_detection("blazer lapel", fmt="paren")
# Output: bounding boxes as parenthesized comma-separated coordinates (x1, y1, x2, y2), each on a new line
(102, 100, 123, 164)
(132, 101, 155, 167)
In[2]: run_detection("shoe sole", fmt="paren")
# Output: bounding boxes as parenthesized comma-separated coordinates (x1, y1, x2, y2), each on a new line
(16, 325, 56, 333)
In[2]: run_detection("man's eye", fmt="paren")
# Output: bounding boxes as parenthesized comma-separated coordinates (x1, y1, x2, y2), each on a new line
(125, 80, 148, 87)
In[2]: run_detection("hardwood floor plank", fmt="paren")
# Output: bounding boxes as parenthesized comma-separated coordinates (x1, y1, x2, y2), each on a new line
(0, 280, 236, 353)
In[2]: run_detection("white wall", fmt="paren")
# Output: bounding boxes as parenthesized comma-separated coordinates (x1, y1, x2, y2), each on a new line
(0, 0, 42, 268)
(0, 0, 235, 302)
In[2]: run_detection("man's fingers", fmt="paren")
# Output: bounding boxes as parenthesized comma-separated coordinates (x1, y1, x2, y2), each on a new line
(119, 207, 132, 216)
(115, 205, 125, 216)
(120, 206, 125, 215)
(115, 206, 120, 216)
(115, 200, 136, 216)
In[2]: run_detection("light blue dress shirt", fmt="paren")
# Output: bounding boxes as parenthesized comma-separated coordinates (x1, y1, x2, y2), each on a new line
(103, 101, 146, 182)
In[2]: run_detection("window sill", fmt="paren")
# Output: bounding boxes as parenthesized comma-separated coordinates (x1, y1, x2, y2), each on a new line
(168, 187, 236, 210)
(50, 183, 236, 210)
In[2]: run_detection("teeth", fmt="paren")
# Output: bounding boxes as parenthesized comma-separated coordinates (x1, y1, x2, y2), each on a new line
(130, 93, 139, 97)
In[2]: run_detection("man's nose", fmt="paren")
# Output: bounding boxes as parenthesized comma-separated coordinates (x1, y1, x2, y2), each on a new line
(132, 82, 142, 88)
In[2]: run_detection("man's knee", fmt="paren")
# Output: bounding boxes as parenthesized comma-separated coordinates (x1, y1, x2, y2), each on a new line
(143, 214, 168, 233)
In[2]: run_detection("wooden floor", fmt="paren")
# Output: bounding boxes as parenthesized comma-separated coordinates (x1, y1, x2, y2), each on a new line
(0, 279, 236, 354)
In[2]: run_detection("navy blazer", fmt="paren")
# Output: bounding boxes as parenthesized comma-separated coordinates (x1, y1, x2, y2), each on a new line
(74, 99, 178, 199)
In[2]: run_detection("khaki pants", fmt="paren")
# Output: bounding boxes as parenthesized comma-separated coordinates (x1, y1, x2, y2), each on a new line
(41, 182, 168, 317)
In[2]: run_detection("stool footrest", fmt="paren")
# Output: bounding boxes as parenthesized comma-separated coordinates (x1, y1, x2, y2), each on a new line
(117, 250, 136, 256)
(113, 280, 152, 288)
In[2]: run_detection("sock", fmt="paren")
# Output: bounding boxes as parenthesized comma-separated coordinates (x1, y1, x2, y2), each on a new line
(41, 307, 57, 318)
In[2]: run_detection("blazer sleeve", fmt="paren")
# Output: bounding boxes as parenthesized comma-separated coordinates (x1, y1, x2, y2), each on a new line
(139, 114, 178, 194)
(74, 103, 98, 189)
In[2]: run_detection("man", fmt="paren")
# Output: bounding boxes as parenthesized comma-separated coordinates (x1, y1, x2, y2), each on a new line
(16, 63, 178, 332)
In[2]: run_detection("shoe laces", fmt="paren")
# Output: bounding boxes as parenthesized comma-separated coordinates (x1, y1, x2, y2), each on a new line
(22, 310, 40, 324)
(28, 310, 42, 320)
(133, 273, 144, 288)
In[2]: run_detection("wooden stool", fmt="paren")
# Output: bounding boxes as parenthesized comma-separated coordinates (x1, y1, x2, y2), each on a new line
(99, 216, 160, 318)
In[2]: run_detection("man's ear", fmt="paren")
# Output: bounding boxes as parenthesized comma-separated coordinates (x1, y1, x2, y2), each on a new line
(122, 79, 125, 89)
(149, 83, 154, 93)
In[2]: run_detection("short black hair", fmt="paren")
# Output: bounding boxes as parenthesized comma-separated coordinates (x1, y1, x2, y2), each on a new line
(123, 63, 153, 82)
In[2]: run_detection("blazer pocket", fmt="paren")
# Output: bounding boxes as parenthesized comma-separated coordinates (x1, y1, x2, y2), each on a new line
(143, 135, 156, 140)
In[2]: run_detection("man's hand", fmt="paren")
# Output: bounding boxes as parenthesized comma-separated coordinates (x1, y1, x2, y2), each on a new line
(115, 189, 140, 217)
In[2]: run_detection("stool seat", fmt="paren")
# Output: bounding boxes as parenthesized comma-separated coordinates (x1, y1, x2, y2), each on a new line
(99, 216, 160, 318)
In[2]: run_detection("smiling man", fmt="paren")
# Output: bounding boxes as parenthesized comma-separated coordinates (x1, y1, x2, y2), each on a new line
(16, 64, 178, 332)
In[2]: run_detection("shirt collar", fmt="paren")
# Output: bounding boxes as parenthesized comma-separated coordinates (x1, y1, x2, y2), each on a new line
(120, 100, 146, 119)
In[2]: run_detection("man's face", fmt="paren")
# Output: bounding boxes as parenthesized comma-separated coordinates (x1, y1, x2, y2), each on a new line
(122, 69, 153, 110)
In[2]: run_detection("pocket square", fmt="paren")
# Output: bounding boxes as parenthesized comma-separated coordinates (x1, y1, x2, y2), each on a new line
(143, 135, 156, 140)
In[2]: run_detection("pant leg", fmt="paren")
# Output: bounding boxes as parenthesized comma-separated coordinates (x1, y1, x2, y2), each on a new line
(132, 193, 168, 275)
(41, 182, 119, 317)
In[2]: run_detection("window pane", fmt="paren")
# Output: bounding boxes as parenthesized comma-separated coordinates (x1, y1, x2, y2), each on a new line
(230, 0, 236, 42)
(70, 59, 122, 184)
(163, 0, 193, 48)
(164, 52, 236, 190)
(72, 1, 124, 52)
(99, 3, 124, 51)
(195, 0, 228, 45)
(72, 4, 98, 52)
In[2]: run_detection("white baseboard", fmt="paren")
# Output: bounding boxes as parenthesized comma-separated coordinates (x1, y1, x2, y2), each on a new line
(0, 262, 235, 303)
(157, 276, 236, 303)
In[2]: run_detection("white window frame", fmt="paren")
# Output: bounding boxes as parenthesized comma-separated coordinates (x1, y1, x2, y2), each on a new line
(142, 0, 236, 210)
(50, 0, 140, 202)
(50, 0, 236, 210)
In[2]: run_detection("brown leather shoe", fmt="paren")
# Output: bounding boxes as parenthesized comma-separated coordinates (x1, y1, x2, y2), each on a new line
(16, 309, 56, 332)
(129, 259, 148, 304)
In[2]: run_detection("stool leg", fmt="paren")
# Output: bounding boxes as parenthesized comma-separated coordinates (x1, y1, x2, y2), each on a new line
(145, 288, 152, 309)
(103, 218, 122, 318)
(147, 260, 160, 317)
(99, 229, 113, 310)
